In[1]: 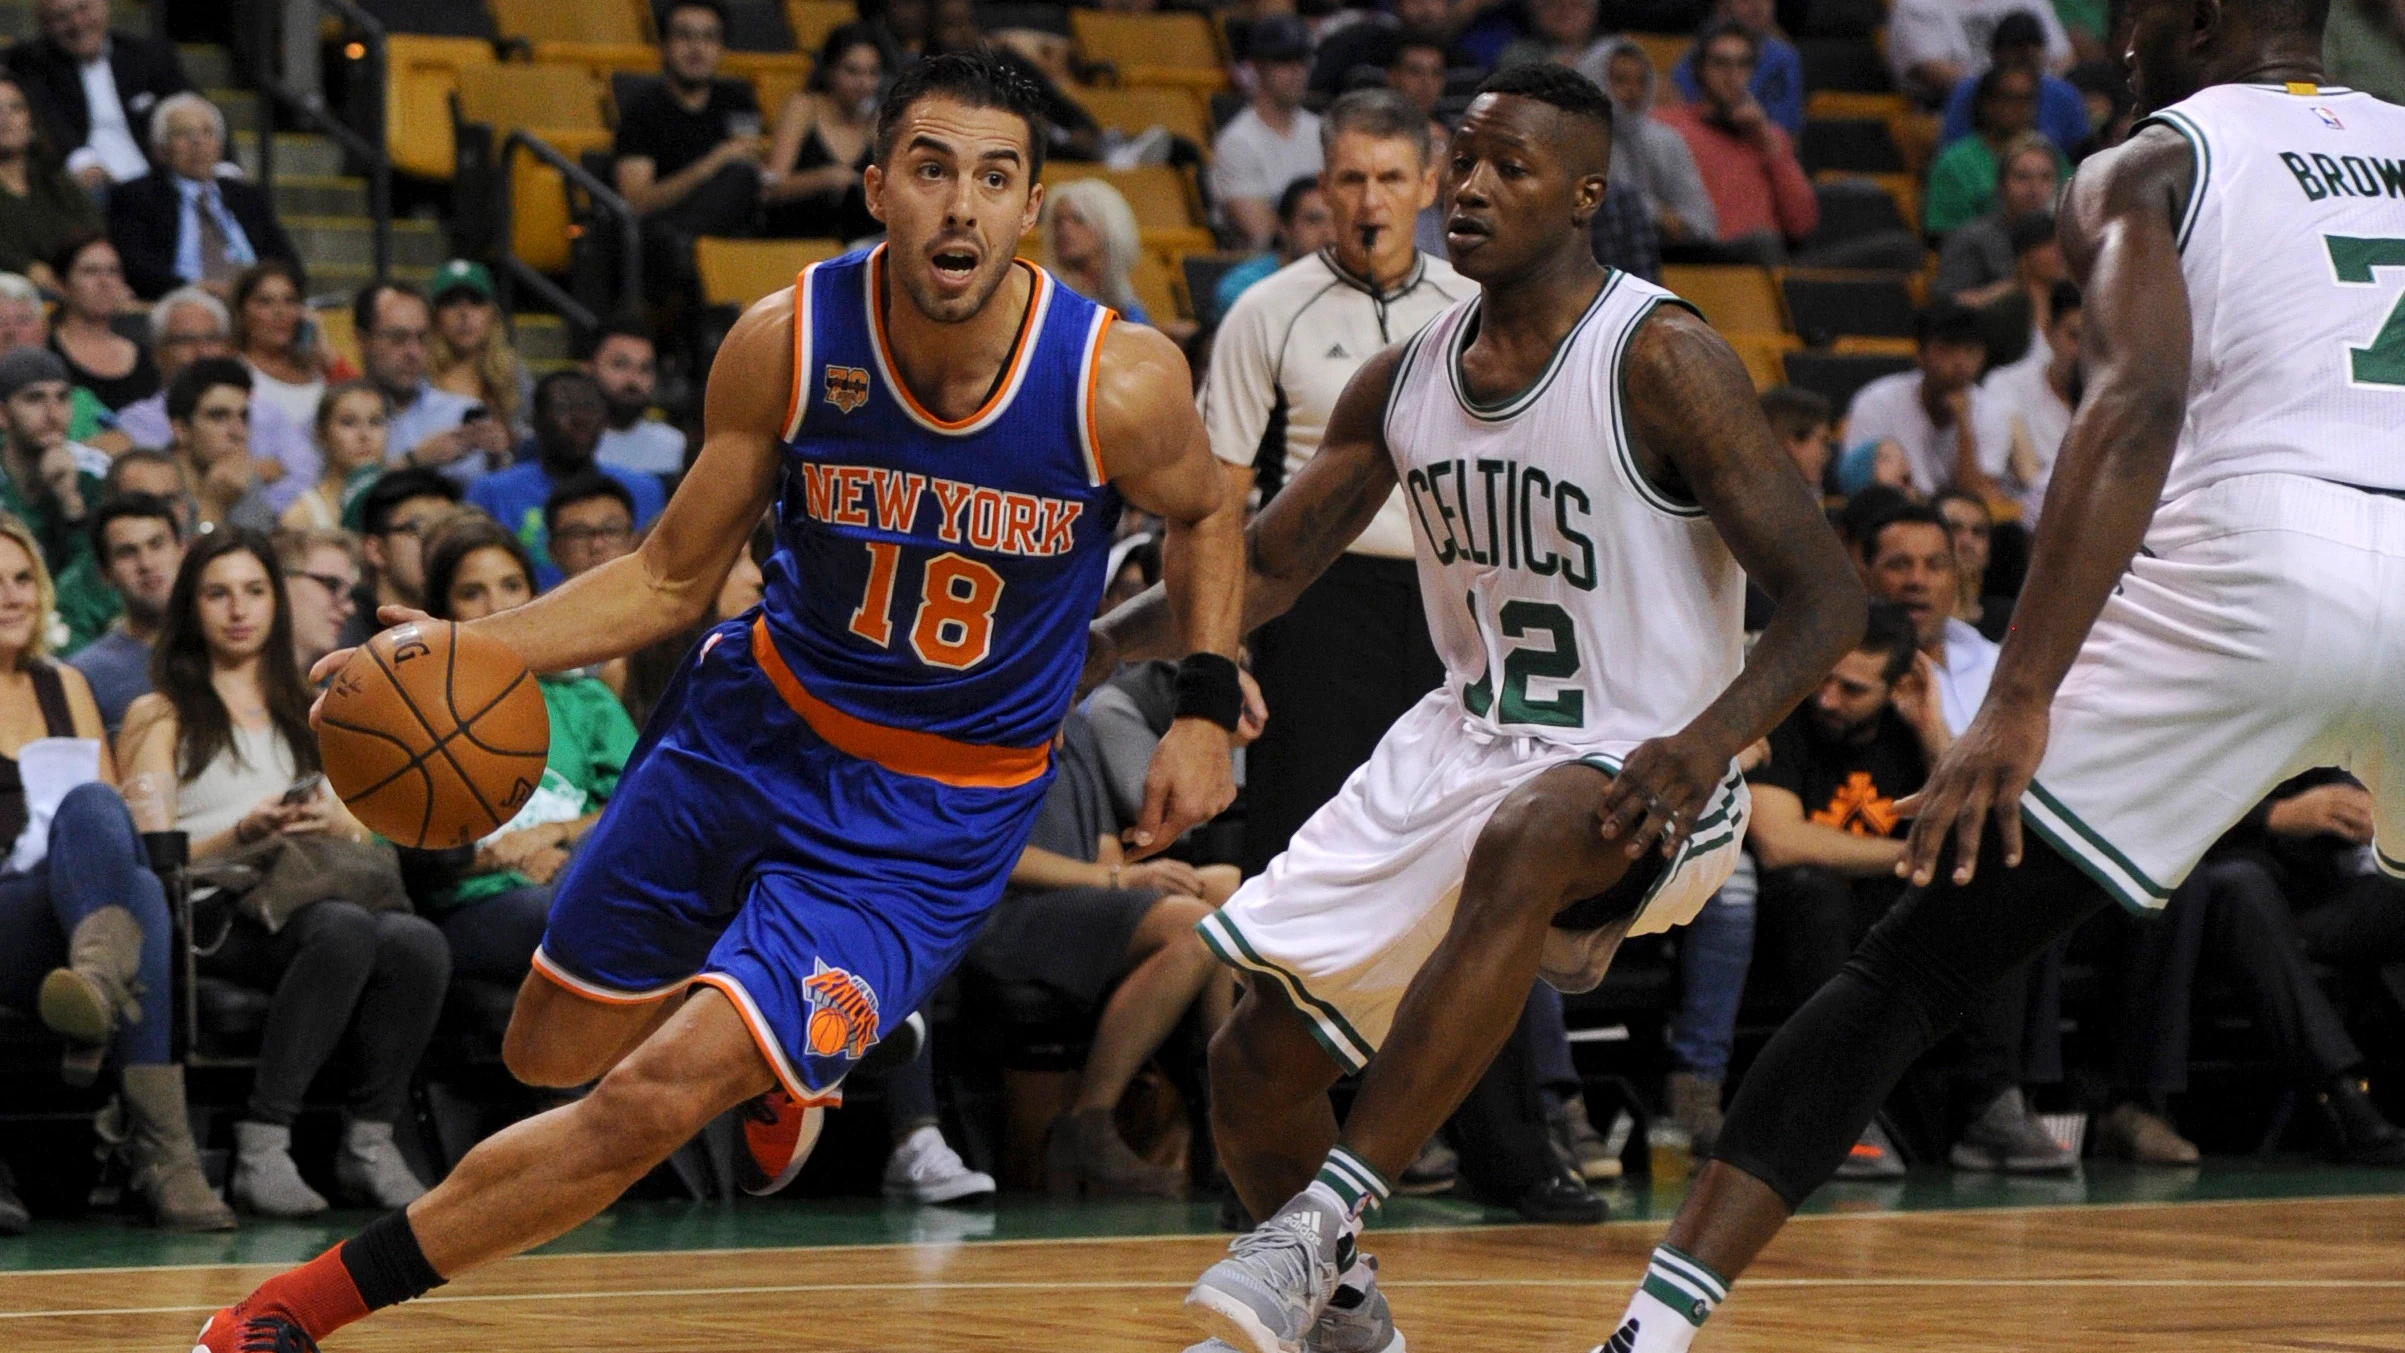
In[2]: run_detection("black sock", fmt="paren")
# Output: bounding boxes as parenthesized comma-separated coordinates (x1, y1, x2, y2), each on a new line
(339, 1209, 447, 1311)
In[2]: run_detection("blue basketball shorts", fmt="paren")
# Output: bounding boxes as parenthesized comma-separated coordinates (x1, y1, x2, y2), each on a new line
(534, 615, 1051, 1104)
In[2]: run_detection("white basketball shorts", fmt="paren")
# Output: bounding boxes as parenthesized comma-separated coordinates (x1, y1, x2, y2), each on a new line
(2022, 472, 2405, 910)
(1197, 689, 1748, 1073)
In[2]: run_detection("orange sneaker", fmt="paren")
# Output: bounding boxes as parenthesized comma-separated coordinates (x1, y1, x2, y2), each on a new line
(191, 1305, 319, 1352)
(737, 1090, 826, 1196)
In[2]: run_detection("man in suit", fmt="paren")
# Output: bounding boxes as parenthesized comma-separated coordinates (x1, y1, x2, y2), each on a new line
(3, 0, 190, 191)
(105, 92, 295, 301)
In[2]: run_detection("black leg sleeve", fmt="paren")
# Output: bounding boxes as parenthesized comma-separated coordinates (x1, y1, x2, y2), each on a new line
(1710, 837, 2113, 1208)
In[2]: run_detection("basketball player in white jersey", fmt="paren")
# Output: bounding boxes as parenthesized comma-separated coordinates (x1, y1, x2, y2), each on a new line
(1594, 0, 2405, 1348)
(1094, 63, 1867, 1353)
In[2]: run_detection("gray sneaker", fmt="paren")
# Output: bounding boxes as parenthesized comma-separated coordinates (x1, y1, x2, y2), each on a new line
(1309, 1259, 1405, 1353)
(1184, 1262, 1404, 1353)
(1949, 1087, 2078, 1174)
(1185, 1191, 1352, 1353)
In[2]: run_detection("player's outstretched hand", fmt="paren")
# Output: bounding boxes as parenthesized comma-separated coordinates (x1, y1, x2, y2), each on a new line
(1896, 698, 2051, 887)
(1124, 717, 1236, 861)
(1596, 732, 1729, 862)
(306, 605, 435, 728)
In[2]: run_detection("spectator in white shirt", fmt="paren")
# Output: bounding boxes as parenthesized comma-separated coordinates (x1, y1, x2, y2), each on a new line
(1975, 278, 2081, 525)
(1841, 299, 1998, 498)
(1861, 502, 1998, 733)
(1212, 17, 1324, 251)
(3, 0, 190, 191)
(1885, 0, 2072, 105)
(584, 320, 686, 479)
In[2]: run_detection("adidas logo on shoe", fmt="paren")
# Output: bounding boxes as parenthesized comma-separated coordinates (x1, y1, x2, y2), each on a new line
(1592, 1315, 1640, 1353)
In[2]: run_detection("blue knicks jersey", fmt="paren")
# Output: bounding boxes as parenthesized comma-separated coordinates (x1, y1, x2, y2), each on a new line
(759, 246, 1124, 755)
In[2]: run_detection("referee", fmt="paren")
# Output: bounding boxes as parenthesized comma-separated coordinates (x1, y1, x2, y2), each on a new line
(1200, 87, 1471, 876)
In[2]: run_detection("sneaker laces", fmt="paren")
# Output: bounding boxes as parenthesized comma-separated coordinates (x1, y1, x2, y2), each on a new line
(236, 1314, 319, 1353)
(1224, 1212, 1337, 1310)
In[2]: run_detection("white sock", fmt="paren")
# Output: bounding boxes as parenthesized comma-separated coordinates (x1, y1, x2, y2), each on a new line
(1599, 1245, 1728, 1353)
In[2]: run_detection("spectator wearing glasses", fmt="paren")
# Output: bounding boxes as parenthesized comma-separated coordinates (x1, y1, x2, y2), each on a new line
(280, 381, 387, 532)
(340, 467, 460, 647)
(105, 92, 297, 301)
(584, 321, 687, 479)
(466, 371, 664, 591)
(543, 471, 638, 584)
(68, 492, 184, 733)
(355, 283, 510, 488)
(270, 527, 359, 675)
(1656, 24, 1819, 264)
(1924, 63, 2066, 236)
(112, 286, 322, 515)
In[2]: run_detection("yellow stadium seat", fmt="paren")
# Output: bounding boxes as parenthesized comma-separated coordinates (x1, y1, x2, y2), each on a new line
(506, 127, 613, 274)
(1831, 335, 1917, 357)
(1129, 249, 1181, 324)
(723, 50, 811, 95)
(1720, 330, 1800, 390)
(1626, 31, 1690, 78)
(455, 62, 610, 136)
(1040, 162, 1201, 233)
(491, 0, 650, 45)
(1661, 264, 1787, 334)
(785, 0, 859, 57)
(695, 236, 849, 308)
(1805, 91, 1909, 121)
(312, 304, 361, 374)
(1069, 11, 1228, 91)
(385, 35, 496, 181)
(739, 61, 811, 123)
(1070, 86, 1211, 151)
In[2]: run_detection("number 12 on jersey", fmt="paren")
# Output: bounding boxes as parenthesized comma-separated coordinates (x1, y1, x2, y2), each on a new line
(847, 541, 1005, 670)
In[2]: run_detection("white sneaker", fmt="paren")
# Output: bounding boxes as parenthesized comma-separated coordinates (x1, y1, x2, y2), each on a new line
(883, 1125, 996, 1204)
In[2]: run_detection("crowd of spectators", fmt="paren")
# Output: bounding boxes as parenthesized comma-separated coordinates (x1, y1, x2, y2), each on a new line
(0, 0, 2399, 1242)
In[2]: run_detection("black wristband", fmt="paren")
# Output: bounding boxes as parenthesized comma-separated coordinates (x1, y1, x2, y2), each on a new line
(1174, 652, 1243, 732)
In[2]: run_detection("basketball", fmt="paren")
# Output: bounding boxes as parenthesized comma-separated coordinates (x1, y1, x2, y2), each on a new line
(316, 620, 551, 850)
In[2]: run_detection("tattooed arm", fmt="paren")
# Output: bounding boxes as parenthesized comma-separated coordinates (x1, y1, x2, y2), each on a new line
(1090, 345, 1403, 675)
(1593, 306, 1868, 859)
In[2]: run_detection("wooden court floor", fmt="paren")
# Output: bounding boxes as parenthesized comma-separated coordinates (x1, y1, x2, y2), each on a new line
(4, 1195, 2401, 1351)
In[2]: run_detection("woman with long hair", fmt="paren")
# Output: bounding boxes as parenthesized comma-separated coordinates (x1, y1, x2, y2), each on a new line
(233, 259, 355, 434)
(0, 515, 232, 1232)
(413, 515, 636, 984)
(762, 24, 886, 241)
(1040, 178, 1150, 325)
(426, 263, 533, 439)
(0, 74, 99, 289)
(280, 381, 388, 531)
(118, 531, 447, 1219)
(47, 235, 157, 411)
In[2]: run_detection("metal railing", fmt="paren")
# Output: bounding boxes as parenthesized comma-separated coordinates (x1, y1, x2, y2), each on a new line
(495, 129, 642, 331)
(248, 0, 393, 283)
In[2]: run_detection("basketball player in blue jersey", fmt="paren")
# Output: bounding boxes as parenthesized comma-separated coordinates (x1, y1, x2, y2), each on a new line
(192, 53, 1245, 1353)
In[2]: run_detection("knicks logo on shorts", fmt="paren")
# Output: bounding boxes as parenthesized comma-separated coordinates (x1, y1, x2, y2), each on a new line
(823, 365, 870, 414)
(802, 958, 880, 1059)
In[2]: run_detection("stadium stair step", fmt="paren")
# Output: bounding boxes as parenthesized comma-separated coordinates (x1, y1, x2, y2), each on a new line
(284, 214, 448, 269)
(206, 85, 256, 128)
(514, 314, 571, 363)
(270, 173, 368, 217)
(231, 129, 348, 178)
(178, 41, 236, 89)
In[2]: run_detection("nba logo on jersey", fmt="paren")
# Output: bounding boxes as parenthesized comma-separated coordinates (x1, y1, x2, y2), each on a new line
(823, 365, 870, 414)
(2314, 105, 2345, 130)
(802, 958, 880, 1058)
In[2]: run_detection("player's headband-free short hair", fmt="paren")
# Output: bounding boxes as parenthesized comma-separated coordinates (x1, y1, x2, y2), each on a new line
(1321, 87, 1433, 163)
(1470, 61, 1614, 136)
(874, 50, 1051, 181)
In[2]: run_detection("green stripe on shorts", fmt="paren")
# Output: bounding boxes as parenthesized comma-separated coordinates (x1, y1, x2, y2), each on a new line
(1195, 911, 1376, 1072)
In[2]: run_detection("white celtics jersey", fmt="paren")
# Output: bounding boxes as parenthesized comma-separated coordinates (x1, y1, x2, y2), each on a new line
(2142, 83, 2405, 501)
(1381, 272, 1745, 754)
